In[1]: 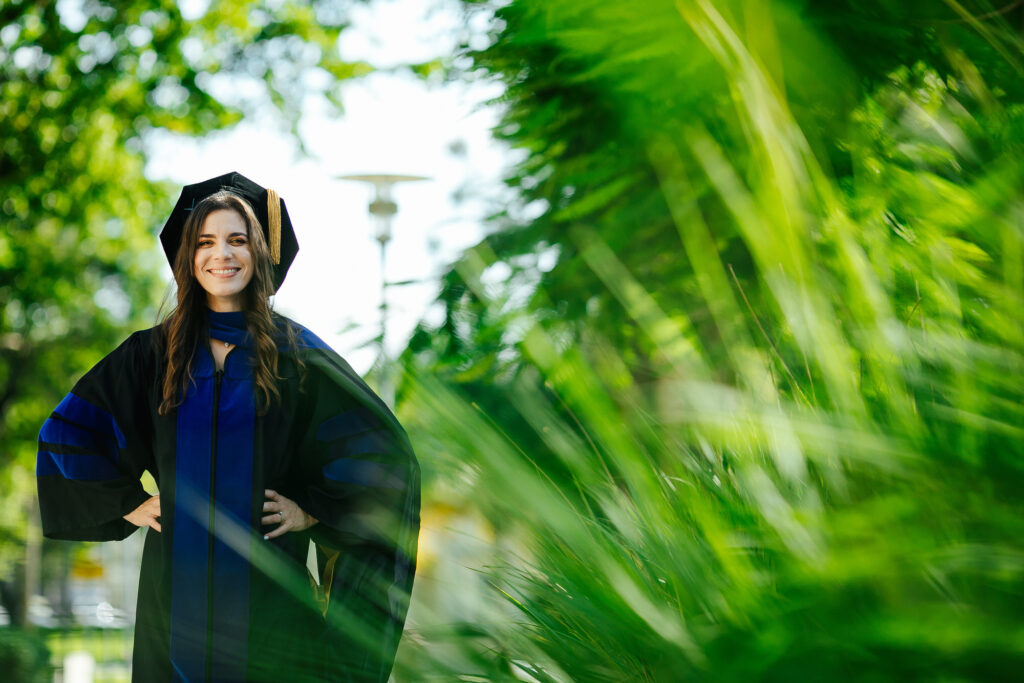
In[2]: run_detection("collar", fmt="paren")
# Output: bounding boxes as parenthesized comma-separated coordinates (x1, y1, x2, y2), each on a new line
(207, 308, 251, 349)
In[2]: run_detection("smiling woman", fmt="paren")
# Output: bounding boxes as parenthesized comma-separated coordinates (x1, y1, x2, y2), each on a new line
(193, 206, 254, 312)
(36, 172, 420, 682)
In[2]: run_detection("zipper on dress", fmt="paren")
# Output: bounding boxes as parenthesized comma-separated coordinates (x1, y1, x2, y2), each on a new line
(205, 367, 223, 680)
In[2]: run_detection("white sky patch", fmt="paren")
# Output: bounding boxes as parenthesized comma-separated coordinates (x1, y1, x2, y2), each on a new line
(178, 0, 212, 21)
(337, 0, 463, 69)
(55, 0, 87, 32)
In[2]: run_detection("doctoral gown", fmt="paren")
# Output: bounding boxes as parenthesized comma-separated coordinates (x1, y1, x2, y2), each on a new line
(36, 312, 420, 682)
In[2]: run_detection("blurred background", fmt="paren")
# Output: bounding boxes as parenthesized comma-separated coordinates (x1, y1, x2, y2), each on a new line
(3, 0, 1024, 681)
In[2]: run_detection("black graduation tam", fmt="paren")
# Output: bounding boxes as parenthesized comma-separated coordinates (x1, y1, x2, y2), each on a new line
(160, 172, 299, 293)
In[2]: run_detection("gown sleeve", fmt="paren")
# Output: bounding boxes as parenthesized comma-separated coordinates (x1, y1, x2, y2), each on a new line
(291, 345, 420, 683)
(36, 331, 156, 542)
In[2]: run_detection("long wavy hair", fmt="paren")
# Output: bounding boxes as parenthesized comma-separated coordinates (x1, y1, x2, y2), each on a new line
(157, 190, 301, 416)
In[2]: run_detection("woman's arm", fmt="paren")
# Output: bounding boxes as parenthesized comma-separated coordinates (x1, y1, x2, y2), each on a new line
(37, 331, 157, 541)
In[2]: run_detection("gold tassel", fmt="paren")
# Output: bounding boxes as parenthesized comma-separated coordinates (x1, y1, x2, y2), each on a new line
(267, 188, 281, 265)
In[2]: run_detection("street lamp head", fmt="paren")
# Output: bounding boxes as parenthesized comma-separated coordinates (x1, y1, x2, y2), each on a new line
(337, 173, 430, 245)
(369, 198, 398, 218)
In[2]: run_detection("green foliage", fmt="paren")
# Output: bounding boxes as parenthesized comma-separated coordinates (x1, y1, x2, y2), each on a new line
(399, 0, 1024, 679)
(0, 628, 51, 683)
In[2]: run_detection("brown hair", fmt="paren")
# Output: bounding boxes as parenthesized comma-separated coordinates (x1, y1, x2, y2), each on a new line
(157, 190, 301, 415)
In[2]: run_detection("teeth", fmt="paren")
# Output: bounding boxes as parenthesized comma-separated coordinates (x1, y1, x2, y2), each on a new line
(210, 269, 239, 274)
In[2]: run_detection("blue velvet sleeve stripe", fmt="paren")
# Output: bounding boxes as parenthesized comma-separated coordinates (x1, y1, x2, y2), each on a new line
(35, 393, 128, 482)
(53, 393, 127, 449)
(322, 459, 405, 490)
(39, 417, 119, 460)
(327, 430, 393, 459)
(315, 408, 381, 442)
(37, 449, 123, 481)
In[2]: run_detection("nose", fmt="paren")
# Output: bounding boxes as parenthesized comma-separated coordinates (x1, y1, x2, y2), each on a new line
(212, 238, 232, 259)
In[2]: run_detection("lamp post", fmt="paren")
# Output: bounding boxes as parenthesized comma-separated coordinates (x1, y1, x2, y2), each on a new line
(337, 174, 428, 407)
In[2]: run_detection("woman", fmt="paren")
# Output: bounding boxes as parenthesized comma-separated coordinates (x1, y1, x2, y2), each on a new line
(36, 173, 419, 682)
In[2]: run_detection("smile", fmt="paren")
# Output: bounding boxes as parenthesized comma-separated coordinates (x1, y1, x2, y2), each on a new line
(208, 268, 241, 276)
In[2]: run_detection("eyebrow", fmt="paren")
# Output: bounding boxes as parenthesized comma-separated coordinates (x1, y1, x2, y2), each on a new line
(198, 232, 248, 238)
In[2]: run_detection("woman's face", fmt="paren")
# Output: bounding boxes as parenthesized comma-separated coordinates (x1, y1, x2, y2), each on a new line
(193, 208, 254, 312)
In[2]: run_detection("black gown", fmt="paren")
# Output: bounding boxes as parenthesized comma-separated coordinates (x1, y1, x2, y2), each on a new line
(36, 314, 419, 682)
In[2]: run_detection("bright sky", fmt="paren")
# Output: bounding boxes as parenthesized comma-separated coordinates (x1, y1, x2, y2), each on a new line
(146, 0, 510, 375)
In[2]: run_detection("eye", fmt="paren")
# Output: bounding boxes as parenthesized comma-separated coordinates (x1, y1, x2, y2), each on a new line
(231, 237, 248, 246)
(197, 239, 213, 247)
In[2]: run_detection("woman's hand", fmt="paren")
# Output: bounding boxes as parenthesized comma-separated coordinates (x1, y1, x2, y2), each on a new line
(124, 495, 162, 532)
(262, 489, 318, 540)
